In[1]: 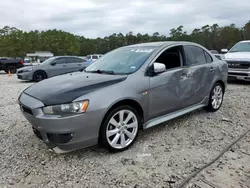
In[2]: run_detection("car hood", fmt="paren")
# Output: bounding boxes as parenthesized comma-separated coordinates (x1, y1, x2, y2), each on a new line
(224, 52, 250, 61)
(23, 72, 127, 106)
(18, 64, 42, 71)
(18, 66, 34, 71)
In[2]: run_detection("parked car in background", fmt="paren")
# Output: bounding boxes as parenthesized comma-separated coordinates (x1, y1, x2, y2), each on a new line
(17, 56, 88, 82)
(221, 40, 250, 81)
(18, 41, 228, 153)
(86, 54, 102, 64)
(210, 50, 224, 60)
(25, 51, 54, 65)
(0, 57, 24, 73)
(78, 56, 87, 59)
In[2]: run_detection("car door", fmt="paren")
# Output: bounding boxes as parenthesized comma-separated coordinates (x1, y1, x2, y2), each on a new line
(148, 45, 192, 119)
(74, 57, 88, 69)
(45, 57, 69, 77)
(65, 57, 88, 72)
(182, 45, 215, 106)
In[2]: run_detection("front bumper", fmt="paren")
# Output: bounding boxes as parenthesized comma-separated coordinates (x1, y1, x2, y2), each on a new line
(228, 69, 250, 81)
(18, 92, 104, 153)
(16, 71, 33, 81)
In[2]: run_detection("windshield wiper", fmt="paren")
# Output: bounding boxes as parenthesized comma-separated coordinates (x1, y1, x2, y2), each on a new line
(86, 69, 115, 75)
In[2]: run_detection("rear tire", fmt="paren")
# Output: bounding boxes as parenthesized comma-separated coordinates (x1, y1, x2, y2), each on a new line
(99, 105, 140, 152)
(33, 71, 47, 82)
(206, 82, 224, 112)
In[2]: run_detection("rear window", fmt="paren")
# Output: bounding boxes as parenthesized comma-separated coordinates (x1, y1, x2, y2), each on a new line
(92, 55, 98, 59)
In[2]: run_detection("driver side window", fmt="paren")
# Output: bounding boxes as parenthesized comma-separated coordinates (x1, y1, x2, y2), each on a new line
(154, 46, 183, 69)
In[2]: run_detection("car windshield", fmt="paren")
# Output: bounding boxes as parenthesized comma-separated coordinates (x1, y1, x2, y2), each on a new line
(41, 57, 56, 64)
(229, 42, 250, 52)
(85, 46, 158, 75)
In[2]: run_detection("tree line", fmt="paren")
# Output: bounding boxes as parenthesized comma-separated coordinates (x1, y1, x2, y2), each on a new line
(0, 20, 249, 58)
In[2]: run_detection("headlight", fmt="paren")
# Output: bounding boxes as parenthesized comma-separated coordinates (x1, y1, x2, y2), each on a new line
(42, 100, 89, 115)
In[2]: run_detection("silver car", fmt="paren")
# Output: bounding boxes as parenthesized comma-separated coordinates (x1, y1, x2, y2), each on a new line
(18, 41, 228, 153)
(17, 56, 88, 82)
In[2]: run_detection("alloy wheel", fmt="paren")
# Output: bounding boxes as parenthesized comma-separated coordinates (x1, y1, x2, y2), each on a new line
(106, 109, 138, 149)
(211, 85, 223, 109)
(34, 72, 46, 82)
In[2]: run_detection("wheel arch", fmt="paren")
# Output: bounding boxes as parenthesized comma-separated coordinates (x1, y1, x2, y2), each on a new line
(98, 99, 144, 142)
(214, 80, 226, 93)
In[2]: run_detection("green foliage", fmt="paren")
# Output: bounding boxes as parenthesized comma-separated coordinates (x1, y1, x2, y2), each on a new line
(0, 21, 249, 57)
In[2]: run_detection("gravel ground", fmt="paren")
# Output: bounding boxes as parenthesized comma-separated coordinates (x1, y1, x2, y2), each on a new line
(0, 71, 250, 188)
(188, 131, 250, 188)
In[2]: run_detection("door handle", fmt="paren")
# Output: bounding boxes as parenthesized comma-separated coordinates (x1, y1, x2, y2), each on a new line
(62, 65, 67, 67)
(181, 72, 192, 79)
(181, 74, 187, 79)
(78, 64, 82, 66)
(210, 67, 215, 72)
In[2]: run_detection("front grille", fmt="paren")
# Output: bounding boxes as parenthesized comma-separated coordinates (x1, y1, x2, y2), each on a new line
(20, 105, 33, 115)
(229, 72, 249, 76)
(227, 61, 250, 69)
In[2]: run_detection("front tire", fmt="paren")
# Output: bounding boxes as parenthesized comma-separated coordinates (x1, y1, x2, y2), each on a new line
(206, 82, 224, 112)
(33, 71, 47, 82)
(99, 106, 140, 152)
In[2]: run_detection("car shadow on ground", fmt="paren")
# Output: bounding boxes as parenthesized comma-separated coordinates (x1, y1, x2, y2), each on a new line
(228, 79, 250, 85)
(18, 80, 34, 84)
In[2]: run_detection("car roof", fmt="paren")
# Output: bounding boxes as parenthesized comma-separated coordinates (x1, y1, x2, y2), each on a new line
(124, 41, 199, 48)
(52, 56, 82, 58)
(238, 40, 250, 43)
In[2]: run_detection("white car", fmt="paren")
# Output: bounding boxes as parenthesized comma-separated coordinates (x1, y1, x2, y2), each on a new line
(221, 40, 250, 81)
(86, 54, 102, 63)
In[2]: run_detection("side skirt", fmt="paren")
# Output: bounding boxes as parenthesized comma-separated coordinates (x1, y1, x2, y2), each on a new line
(143, 100, 208, 130)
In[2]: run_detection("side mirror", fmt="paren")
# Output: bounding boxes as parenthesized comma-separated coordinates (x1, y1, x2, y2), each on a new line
(50, 61, 56, 66)
(154, 62, 166, 73)
(221, 49, 228, 53)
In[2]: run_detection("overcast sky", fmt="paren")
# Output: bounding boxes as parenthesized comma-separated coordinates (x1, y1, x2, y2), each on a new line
(0, 0, 249, 38)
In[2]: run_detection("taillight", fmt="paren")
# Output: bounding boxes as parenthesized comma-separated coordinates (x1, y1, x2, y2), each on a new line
(21, 59, 24, 64)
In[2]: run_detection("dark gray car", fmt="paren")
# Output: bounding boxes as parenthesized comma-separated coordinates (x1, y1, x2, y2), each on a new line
(18, 41, 228, 153)
(17, 56, 88, 82)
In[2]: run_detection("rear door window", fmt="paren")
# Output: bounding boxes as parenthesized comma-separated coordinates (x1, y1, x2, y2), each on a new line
(53, 57, 66, 64)
(66, 57, 84, 63)
(204, 51, 213, 63)
(183, 45, 207, 66)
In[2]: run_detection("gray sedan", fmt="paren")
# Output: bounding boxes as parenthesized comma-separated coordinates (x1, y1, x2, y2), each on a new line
(17, 56, 89, 82)
(18, 41, 228, 153)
